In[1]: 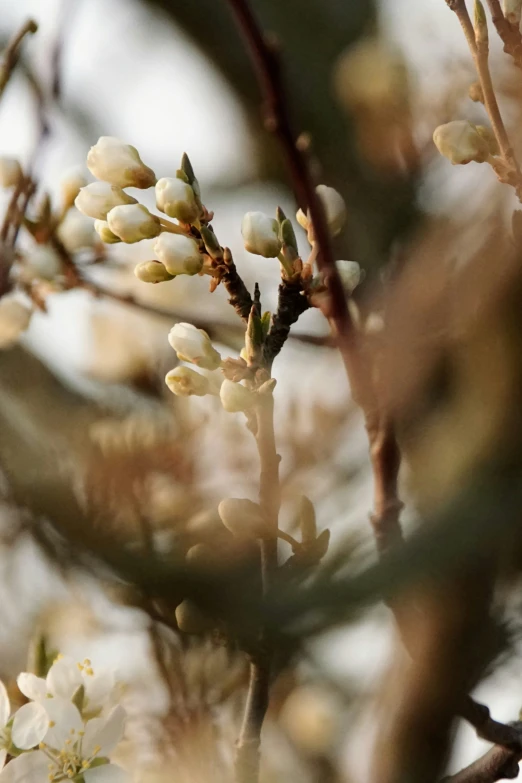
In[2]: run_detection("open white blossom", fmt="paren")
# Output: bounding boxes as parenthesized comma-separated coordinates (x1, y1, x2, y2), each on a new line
(165, 366, 210, 397)
(296, 185, 347, 237)
(107, 204, 160, 243)
(433, 120, 490, 165)
(57, 210, 97, 252)
(0, 680, 48, 769)
(153, 233, 203, 276)
(0, 297, 32, 349)
(75, 182, 137, 220)
(0, 157, 22, 189)
(155, 177, 199, 223)
(87, 136, 156, 189)
(219, 379, 256, 413)
(241, 212, 282, 258)
(168, 323, 221, 370)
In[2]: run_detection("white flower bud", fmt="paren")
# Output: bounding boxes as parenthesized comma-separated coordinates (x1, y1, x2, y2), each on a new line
(0, 156, 22, 188)
(219, 378, 255, 413)
(168, 322, 221, 370)
(107, 204, 160, 243)
(87, 136, 156, 188)
(175, 600, 212, 634)
(154, 233, 203, 275)
(336, 260, 362, 293)
(296, 185, 347, 237)
(155, 177, 199, 223)
(134, 259, 174, 283)
(75, 181, 137, 220)
(218, 498, 266, 538)
(57, 210, 97, 252)
(165, 365, 210, 397)
(433, 120, 490, 165)
(0, 296, 32, 348)
(25, 245, 61, 280)
(60, 168, 88, 209)
(241, 212, 282, 258)
(504, 0, 522, 24)
(94, 220, 121, 244)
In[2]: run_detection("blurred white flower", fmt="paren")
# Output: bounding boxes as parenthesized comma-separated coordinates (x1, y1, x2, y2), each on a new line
(154, 233, 203, 275)
(87, 136, 156, 189)
(241, 212, 281, 258)
(107, 204, 160, 243)
(60, 168, 88, 210)
(219, 379, 255, 413)
(433, 120, 490, 165)
(57, 210, 97, 252)
(134, 260, 174, 283)
(168, 323, 221, 370)
(0, 297, 32, 349)
(336, 260, 362, 293)
(0, 157, 22, 189)
(165, 366, 211, 397)
(24, 246, 61, 281)
(155, 177, 199, 223)
(75, 182, 137, 220)
(296, 185, 347, 238)
(218, 497, 266, 538)
(0, 680, 48, 769)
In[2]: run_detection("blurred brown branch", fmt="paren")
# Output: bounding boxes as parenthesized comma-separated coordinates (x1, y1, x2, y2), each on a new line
(0, 18, 37, 101)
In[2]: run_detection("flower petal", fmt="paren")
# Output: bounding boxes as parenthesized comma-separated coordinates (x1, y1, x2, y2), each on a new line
(83, 669, 114, 712)
(16, 675, 46, 704)
(46, 657, 82, 700)
(12, 703, 49, 750)
(84, 764, 129, 783)
(0, 682, 10, 728)
(42, 698, 83, 750)
(83, 705, 125, 758)
(0, 751, 48, 782)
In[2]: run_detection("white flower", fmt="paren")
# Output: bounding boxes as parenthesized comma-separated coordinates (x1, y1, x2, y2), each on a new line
(18, 656, 115, 716)
(154, 233, 203, 276)
(75, 182, 137, 220)
(87, 136, 156, 189)
(336, 260, 362, 293)
(241, 212, 282, 258)
(217, 498, 266, 538)
(433, 120, 490, 165)
(0, 703, 128, 783)
(0, 157, 22, 189)
(134, 260, 174, 283)
(155, 177, 199, 223)
(0, 297, 32, 349)
(0, 680, 48, 768)
(60, 168, 88, 209)
(296, 185, 347, 238)
(94, 220, 121, 244)
(504, 0, 522, 24)
(24, 246, 61, 281)
(107, 204, 160, 243)
(168, 323, 221, 370)
(219, 379, 255, 413)
(57, 210, 97, 252)
(165, 366, 210, 397)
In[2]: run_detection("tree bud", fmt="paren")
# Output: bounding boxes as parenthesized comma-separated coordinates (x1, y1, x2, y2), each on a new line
(241, 212, 282, 258)
(217, 498, 266, 538)
(165, 365, 210, 397)
(154, 233, 203, 276)
(75, 181, 137, 220)
(168, 322, 221, 370)
(87, 136, 156, 188)
(219, 379, 256, 413)
(433, 120, 490, 164)
(134, 260, 174, 283)
(107, 204, 161, 243)
(94, 220, 121, 244)
(155, 177, 199, 223)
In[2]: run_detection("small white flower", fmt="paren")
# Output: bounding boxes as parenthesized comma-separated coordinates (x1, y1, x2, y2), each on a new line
(87, 136, 156, 189)
(57, 210, 97, 252)
(0, 297, 32, 349)
(219, 379, 255, 413)
(94, 220, 121, 244)
(165, 366, 211, 397)
(217, 498, 266, 538)
(155, 177, 199, 223)
(134, 260, 174, 283)
(0, 679, 48, 770)
(60, 168, 88, 209)
(107, 204, 160, 243)
(154, 233, 203, 275)
(0, 157, 22, 189)
(336, 260, 362, 293)
(75, 182, 137, 220)
(241, 212, 282, 258)
(433, 120, 490, 165)
(168, 323, 221, 370)
(24, 246, 61, 281)
(297, 185, 347, 238)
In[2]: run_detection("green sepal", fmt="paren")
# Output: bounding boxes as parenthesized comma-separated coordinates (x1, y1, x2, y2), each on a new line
(280, 218, 298, 254)
(276, 206, 287, 224)
(175, 168, 190, 184)
(181, 153, 196, 185)
(299, 496, 317, 543)
(261, 311, 271, 339)
(200, 226, 223, 259)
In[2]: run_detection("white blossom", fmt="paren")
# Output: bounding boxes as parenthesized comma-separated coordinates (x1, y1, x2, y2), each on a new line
(107, 204, 160, 243)
(0, 157, 22, 189)
(0, 679, 48, 770)
(87, 136, 156, 189)
(433, 120, 490, 165)
(75, 182, 137, 220)
(134, 260, 173, 283)
(155, 177, 199, 223)
(219, 379, 255, 413)
(153, 233, 203, 276)
(57, 210, 97, 252)
(165, 366, 211, 397)
(241, 212, 281, 258)
(94, 220, 121, 244)
(168, 323, 221, 370)
(296, 185, 347, 238)
(0, 297, 32, 349)
(217, 498, 266, 538)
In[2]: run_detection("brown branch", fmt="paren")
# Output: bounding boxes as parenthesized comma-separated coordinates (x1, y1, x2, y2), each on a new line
(460, 698, 522, 750)
(262, 277, 309, 368)
(0, 19, 37, 101)
(442, 739, 522, 782)
(484, 0, 522, 68)
(220, 247, 254, 322)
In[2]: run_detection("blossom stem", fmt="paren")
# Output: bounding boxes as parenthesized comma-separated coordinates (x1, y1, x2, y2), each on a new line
(157, 217, 189, 235)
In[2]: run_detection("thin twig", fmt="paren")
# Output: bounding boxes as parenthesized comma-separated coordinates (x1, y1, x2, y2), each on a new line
(460, 698, 522, 750)
(484, 0, 522, 68)
(442, 739, 522, 782)
(0, 19, 37, 101)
